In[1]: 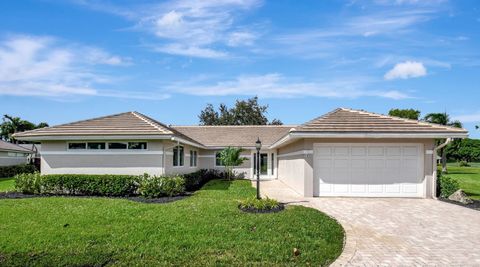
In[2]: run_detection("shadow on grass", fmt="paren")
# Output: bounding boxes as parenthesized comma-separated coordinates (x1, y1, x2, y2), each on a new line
(201, 179, 233, 190)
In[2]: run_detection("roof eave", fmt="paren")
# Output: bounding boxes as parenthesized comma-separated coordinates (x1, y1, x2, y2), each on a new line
(269, 131, 469, 149)
(13, 134, 176, 141)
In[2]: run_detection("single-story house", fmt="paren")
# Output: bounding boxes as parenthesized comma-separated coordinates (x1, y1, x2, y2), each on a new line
(13, 108, 468, 198)
(0, 140, 34, 166)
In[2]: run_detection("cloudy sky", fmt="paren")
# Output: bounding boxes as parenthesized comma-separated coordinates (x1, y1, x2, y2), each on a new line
(0, 0, 479, 137)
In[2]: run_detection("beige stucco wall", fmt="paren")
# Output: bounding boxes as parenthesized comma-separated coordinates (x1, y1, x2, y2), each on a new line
(163, 141, 201, 175)
(278, 138, 436, 198)
(0, 151, 29, 166)
(40, 140, 165, 175)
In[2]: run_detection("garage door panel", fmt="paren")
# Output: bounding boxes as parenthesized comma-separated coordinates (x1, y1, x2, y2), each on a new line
(315, 143, 424, 198)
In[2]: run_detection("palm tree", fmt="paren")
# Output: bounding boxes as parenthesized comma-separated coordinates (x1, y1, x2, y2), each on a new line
(1, 115, 48, 143)
(219, 147, 248, 180)
(424, 112, 463, 173)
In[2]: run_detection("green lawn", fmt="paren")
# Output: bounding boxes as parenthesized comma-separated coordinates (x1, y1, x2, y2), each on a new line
(0, 179, 344, 266)
(0, 177, 14, 192)
(446, 163, 480, 200)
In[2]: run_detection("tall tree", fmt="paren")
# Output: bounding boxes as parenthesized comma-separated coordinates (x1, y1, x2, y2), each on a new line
(0, 115, 49, 143)
(423, 112, 463, 173)
(388, 108, 421, 120)
(198, 96, 282, 125)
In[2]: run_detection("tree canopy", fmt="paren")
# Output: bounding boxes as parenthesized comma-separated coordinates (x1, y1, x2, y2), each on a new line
(388, 108, 421, 120)
(445, 138, 480, 162)
(423, 112, 462, 128)
(198, 97, 282, 125)
(0, 115, 49, 143)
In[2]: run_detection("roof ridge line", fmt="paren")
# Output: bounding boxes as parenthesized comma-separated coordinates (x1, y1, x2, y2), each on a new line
(299, 108, 343, 127)
(171, 125, 297, 127)
(342, 108, 467, 132)
(131, 111, 173, 134)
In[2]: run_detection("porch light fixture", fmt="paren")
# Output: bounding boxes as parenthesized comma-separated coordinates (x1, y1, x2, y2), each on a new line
(255, 137, 262, 199)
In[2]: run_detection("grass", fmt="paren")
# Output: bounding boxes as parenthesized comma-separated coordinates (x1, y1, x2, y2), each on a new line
(0, 177, 14, 192)
(445, 163, 480, 200)
(0, 179, 344, 266)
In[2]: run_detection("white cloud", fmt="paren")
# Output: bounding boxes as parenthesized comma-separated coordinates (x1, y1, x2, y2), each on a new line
(384, 61, 427, 80)
(452, 112, 480, 123)
(76, 0, 261, 58)
(0, 35, 165, 100)
(167, 73, 411, 99)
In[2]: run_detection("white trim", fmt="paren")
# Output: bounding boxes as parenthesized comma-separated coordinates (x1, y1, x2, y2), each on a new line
(41, 151, 163, 155)
(277, 150, 313, 158)
(269, 131, 468, 149)
(15, 135, 174, 141)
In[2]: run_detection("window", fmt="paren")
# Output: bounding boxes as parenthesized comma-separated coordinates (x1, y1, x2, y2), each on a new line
(173, 146, 184, 167)
(87, 142, 106, 150)
(271, 153, 275, 175)
(108, 142, 128, 149)
(128, 142, 147, 150)
(215, 151, 224, 166)
(68, 142, 86, 150)
(190, 150, 197, 167)
(8, 152, 22, 157)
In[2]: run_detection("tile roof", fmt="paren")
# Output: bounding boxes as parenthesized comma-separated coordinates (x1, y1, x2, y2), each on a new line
(172, 125, 295, 148)
(293, 108, 468, 134)
(0, 140, 33, 153)
(13, 112, 175, 138)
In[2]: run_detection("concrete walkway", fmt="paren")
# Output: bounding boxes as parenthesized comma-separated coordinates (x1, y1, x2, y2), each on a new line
(258, 180, 480, 266)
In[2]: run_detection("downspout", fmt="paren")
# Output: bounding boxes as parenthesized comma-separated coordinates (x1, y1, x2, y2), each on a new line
(432, 138, 452, 199)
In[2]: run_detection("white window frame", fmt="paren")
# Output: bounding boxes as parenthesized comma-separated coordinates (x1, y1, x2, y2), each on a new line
(190, 150, 198, 167)
(173, 145, 184, 167)
(214, 151, 225, 167)
(67, 141, 149, 151)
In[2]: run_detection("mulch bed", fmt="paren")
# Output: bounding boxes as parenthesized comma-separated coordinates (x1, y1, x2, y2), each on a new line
(439, 197, 480, 211)
(0, 192, 191, 204)
(238, 203, 285, 214)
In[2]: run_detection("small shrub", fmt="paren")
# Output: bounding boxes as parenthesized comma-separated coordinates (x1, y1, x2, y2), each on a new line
(0, 164, 37, 178)
(458, 160, 470, 167)
(138, 174, 185, 198)
(14, 172, 42, 194)
(439, 175, 460, 198)
(183, 169, 227, 191)
(238, 197, 282, 212)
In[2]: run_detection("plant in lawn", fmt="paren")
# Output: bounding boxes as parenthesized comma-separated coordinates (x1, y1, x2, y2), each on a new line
(138, 174, 185, 198)
(439, 175, 460, 198)
(238, 196, 282, 212)
(218, 147, 248, 180)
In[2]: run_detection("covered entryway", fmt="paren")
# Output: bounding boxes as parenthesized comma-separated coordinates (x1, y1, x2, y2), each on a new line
(313, 143, 425, 197)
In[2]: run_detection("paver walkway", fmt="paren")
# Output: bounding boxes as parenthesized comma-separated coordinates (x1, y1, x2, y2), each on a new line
(258, 180, 480, 266)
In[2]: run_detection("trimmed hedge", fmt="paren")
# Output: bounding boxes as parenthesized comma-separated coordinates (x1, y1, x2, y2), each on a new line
(138, 174, 185, 198)
(13, 169, 226, 197)
(439, 175, 460, 198)
(0, 164, 36, 178)
(183, 169, 227, 191)
(15, 173, 139, 196)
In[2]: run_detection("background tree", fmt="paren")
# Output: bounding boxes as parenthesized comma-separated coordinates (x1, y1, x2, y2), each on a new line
(423, 112, 463, 173)
(388, 108, 421, 120)
(0, 115, 49, 143)
(445, 138, 480, 163)
(218, 147, 248, 180)
(198, 96, 282, 125)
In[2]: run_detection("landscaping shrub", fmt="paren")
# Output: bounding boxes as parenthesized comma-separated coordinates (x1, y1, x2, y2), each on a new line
(458, 160, 470, 167)
(439, 175, 460, 198)
(183, 169, 228, 191)
(14, 173, 139, 196)
(0, 164, 37, 178)
(14, 172, 42, 194)
(138, 174, 185, 198)
(238, 196, 281, 212)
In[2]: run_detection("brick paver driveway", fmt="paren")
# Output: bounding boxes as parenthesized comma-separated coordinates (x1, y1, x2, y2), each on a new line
(259, 180, 480, 266)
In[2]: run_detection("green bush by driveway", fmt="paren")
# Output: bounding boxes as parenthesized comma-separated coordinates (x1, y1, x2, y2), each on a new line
(0, 180, 345, 266)
(446, 164, 480, 200)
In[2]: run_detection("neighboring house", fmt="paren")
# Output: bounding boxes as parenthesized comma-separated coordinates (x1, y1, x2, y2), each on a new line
(13, 108, 468, 198)
(0, 140, 34, 166)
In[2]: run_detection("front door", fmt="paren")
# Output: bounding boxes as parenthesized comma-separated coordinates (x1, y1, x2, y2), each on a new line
(253, 153, 269, 177)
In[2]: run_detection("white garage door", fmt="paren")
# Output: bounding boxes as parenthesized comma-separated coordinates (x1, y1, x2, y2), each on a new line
(314, 143, 425, 197)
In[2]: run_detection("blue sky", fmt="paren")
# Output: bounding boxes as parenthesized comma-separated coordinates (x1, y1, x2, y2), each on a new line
(0, 0, 479, 137)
